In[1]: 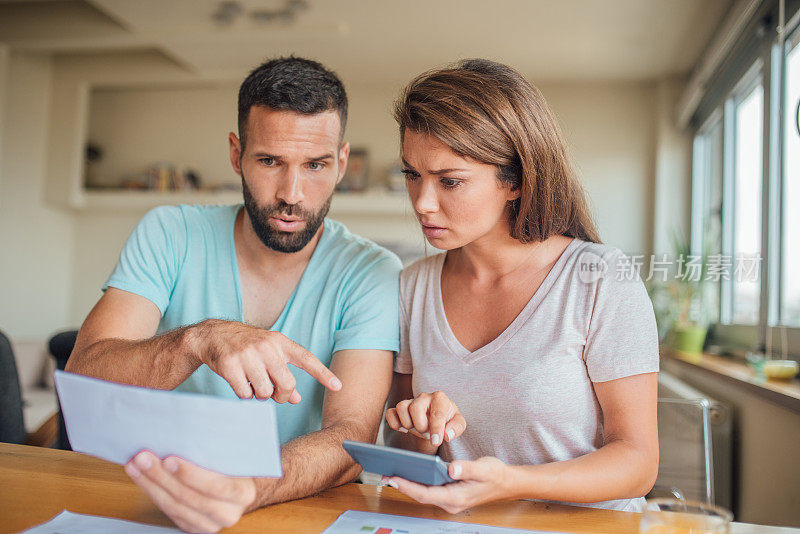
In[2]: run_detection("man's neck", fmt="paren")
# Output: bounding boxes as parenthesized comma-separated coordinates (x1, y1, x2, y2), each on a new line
(234, 207, 323, 275)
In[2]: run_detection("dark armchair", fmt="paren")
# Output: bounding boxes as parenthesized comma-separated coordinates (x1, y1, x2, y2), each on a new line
(48, 329, 79, 450)
(0, 330, 26, 445)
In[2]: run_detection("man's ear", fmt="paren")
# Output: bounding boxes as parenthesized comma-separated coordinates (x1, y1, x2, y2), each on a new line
(336, 142, 350, 186)
(229, 132, 242, 175)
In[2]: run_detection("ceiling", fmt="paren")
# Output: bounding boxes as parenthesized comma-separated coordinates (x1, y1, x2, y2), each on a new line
(0, 0, 733, 84)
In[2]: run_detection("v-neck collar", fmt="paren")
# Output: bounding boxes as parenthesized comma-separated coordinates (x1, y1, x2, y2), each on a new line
(433, 238, 580, 364)
(229, 205, 329, 329)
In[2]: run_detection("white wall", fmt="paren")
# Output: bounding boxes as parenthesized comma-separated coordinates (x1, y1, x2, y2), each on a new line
(538, 80, 658, 256)
(0, 45, 8, 192)
(70, 211, 143, 326)
(652, 78, 692, 254)
(0, 52, 74, 341)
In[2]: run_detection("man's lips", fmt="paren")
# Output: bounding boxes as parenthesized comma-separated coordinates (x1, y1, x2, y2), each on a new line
(270, 216, 304, 231)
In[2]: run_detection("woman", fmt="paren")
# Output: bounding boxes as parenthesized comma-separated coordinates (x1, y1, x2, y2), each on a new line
(381, 59, 659, 514)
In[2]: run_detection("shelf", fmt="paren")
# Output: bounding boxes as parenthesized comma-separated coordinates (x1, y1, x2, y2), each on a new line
(661, 348, 800, 413)
(75, 190, 240, 211)
(73, 189, 412, 216)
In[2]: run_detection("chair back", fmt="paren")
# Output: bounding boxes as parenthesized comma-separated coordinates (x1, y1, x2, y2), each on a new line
(48, 329, 78, 450)
(652, 396, 714, 503)
(0, 330, 26, 444)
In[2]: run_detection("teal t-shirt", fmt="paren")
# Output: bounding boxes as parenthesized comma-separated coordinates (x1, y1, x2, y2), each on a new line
(103, 204, 401, 444)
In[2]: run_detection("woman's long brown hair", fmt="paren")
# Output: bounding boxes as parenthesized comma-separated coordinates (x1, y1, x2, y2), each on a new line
(394, 59, 601, 244)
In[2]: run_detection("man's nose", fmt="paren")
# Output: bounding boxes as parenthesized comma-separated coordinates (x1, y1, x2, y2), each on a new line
(412, 178, 439, 214)
(276, 168, 304, 206)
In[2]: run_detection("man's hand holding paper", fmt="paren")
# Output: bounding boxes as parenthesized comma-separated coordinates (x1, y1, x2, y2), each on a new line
(125, 452, 260, 533)
(55, 370, 285, 532)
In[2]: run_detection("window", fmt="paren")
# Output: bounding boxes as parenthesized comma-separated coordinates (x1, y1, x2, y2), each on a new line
(781, 29, 800, 327)
(690, 3, 800, 357)
(692, 115, 724, 325)
(693, 68, 764, 331)
(731, 82, 763, 325)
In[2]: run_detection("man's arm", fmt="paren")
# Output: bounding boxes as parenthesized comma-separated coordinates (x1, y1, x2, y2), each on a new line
(250, 348, 394, 507)
(66, 288, 196, 389)
(67, 287, 340, 402)
(123, 348, 394, 532)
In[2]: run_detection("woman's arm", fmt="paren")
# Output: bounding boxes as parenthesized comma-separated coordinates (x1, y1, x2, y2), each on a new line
(384, 372, 658, 513)
(507, 372, 659, 501)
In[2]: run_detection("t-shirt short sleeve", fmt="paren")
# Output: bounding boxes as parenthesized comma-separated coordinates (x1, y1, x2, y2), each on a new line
(332, 254, 402, 354)
(103, 206, 188, 316)
(394, 289, 413, 374)
(583, 250, 660, 382)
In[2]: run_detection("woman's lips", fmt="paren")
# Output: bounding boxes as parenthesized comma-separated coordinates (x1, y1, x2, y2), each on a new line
(270, 217, 304, 232)
(420, 222, 446, 238)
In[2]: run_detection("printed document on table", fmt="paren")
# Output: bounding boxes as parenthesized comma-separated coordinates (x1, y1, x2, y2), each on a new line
(322, 510, 567, 533)
(21, 511, 182, 533)
(54, 370, 282, 477)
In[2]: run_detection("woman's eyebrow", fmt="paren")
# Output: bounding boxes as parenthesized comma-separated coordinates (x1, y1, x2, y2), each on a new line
(401, 158, 468, 174)
(427, 168, 469, 175)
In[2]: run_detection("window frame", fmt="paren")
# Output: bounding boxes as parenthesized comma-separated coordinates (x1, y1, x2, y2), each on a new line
(727, 61, 763, 327)
(691, 4, 800, 359)
(770, 21, 800, 356)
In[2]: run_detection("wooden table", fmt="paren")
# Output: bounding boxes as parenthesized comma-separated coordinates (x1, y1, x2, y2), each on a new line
(1, 444, 796, 534)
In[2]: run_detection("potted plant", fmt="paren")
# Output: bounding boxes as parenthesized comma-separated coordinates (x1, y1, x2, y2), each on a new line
(668, 229, 713, 358)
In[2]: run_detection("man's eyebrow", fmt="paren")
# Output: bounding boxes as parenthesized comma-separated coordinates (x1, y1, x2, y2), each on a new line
(250, 153, 334, 162)
(401, 158, 468, 175)
(308, 153, 335, 162)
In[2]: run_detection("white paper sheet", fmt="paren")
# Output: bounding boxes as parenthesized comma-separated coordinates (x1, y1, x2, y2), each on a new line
(21, 510, 181, 533)
(322, 510, 565, 534)
(54, 370, 282, 477)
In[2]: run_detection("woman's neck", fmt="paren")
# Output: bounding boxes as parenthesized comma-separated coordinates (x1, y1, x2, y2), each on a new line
(447, 228, 570, 283)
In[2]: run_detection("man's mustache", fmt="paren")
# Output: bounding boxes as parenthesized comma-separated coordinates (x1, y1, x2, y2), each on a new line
(263, 202, 310, 219)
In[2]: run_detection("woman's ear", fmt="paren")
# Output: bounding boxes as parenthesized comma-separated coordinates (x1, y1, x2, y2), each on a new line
(498, 163, 522, 201)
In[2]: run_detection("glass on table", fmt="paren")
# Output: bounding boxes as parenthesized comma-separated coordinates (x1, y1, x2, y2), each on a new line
(639, 498, 733, 534)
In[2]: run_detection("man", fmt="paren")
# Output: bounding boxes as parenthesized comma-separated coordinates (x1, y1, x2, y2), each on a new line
(66, 57, 400, 532)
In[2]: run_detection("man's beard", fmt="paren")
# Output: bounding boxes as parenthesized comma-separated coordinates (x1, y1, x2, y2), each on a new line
(242, 177, 332, 253)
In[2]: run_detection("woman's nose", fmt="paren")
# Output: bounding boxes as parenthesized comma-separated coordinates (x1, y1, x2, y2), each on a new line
(411, 179, 439, 214)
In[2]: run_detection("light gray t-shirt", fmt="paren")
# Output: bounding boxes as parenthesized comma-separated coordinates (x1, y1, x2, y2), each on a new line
(395, 238, 659, 512)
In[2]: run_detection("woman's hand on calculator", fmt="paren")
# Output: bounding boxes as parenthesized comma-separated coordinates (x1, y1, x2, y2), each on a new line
(385, 391, 466, 448)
